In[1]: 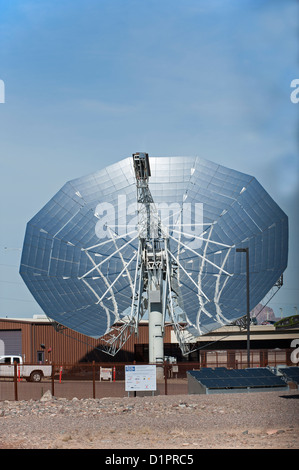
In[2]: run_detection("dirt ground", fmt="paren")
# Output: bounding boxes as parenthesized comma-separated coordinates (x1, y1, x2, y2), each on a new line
(0, 389, 298, 450)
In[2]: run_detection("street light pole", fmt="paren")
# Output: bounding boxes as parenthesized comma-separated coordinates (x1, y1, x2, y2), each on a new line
(236, 247, 250, 368)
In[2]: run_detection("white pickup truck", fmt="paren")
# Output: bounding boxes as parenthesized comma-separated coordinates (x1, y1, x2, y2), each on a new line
(0, 355, 52, 382)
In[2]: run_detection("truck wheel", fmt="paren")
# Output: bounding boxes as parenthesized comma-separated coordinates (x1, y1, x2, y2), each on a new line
(30, 371, 43, 382)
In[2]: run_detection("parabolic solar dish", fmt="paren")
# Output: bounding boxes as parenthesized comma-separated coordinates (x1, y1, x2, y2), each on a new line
(20, 155, 288, 355)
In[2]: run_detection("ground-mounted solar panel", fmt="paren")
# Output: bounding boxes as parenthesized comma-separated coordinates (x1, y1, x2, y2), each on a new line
(201, 379, 217, 389)
(187, 367, 289, 394)
(280, 367, 299, 386)
(236, 370, 249, 378)
(20, 154, 288, 359)
(246, 368, 273, 377)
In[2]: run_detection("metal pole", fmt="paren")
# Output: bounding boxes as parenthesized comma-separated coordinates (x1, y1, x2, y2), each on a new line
(92, 361, 96, 399)
(245, 248, 250, 368)
(14, 361, 18, 401)
(236, 248, 250, 368)
(51, 363, 55, 397)
(164, 362, 168, 396)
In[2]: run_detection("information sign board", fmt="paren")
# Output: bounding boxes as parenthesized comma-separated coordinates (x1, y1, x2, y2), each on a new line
(100, 367, 112, 381)
(125, 365, 156, 392)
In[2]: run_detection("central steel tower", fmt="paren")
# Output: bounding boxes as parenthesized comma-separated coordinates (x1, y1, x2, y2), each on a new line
(132, 152, 165, 365)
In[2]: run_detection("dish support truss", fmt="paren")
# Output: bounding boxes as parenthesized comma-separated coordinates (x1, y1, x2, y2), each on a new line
(89, 153, 220, 359)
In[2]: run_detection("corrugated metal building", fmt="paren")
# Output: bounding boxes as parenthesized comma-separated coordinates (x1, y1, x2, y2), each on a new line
(1, 316, 299, 366)
(0, 317, 175, 364)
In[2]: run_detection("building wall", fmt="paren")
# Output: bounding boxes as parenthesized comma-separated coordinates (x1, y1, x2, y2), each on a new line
(0, 318, 298, 364)
(0, 319, 172, 364)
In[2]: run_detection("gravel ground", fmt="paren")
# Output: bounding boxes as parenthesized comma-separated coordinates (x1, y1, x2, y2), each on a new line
(0, 389, 298, 449)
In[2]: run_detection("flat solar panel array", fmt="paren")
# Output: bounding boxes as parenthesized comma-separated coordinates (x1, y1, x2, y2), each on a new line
(188, 367, 288, 393)
(281, 367, 299, 385)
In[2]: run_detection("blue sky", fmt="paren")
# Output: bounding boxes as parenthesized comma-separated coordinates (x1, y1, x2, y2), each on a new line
(0, 0, 298, 319)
